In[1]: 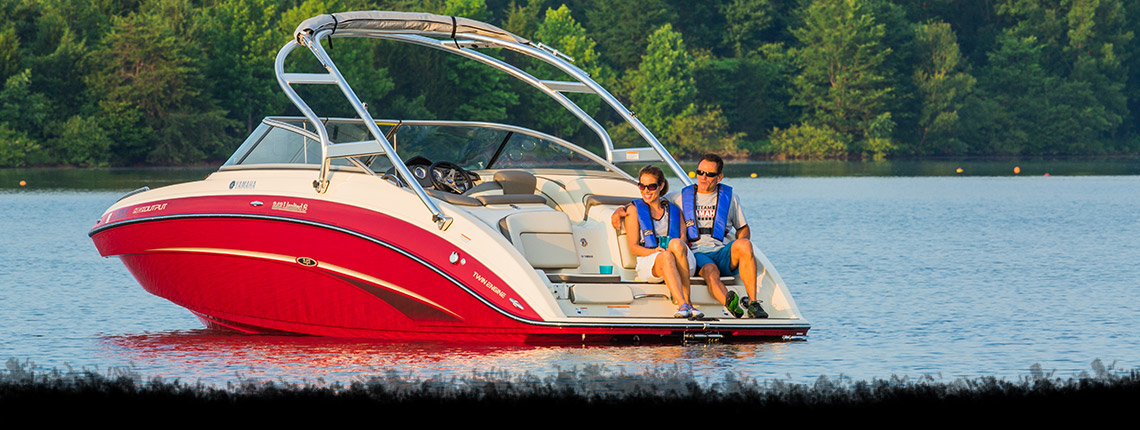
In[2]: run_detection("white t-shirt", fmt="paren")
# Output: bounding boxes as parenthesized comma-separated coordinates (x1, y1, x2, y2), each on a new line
(666, 186, 747, 253)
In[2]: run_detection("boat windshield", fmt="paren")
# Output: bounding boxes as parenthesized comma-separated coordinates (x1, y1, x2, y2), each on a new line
(223, 118, 611, 172)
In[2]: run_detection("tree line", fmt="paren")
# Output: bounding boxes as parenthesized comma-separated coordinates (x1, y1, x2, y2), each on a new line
(1, 0, 1138, 167)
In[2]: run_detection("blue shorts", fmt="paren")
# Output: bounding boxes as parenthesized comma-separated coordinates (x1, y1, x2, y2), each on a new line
(694, 240, 739, 277)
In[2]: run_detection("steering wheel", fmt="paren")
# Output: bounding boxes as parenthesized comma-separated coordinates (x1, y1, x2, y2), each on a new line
(429, 161, 475, 194)
(383, 156, 435, 189)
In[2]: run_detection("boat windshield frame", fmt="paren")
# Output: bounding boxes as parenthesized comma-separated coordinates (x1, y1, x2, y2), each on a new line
(224, 117, 624, 174)
(275, 11, 691, 230)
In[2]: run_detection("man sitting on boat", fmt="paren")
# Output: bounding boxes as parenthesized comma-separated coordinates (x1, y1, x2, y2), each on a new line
(624, 166, 701, 318)
(612, 154, 768, 318)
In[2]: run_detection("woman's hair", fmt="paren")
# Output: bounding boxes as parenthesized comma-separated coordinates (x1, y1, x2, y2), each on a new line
(638, 165, 668, 195)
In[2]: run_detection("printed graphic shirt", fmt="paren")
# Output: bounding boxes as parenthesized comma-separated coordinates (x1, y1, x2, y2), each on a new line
(666, 187, 747, 253)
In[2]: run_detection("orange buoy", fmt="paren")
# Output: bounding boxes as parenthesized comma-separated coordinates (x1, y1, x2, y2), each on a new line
(19, 180, 26, 186)
(750, 173, 757, 178)
(688, 171, 696, 178)
(956, 168, 963, 173)
(1013, 166, 1020, 174)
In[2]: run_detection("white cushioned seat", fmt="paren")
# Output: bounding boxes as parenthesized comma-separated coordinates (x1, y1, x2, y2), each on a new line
(499, 211, 580, 269)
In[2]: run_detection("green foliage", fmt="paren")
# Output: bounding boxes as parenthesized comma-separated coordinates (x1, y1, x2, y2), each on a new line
(911, 21, 975, 154)
(0, 70, 51, 135)
(957, 0, 1132, 155)
(501, 0, 548, 37)
(584, 0, 674, 74)
(0, 28, 22, 82)
(29, 28, 90, 124)
(860, 112, 896, 159)
(790, 0, 895, 145)
(278, 0, 396, 120)
(666, 104, 743, 158)
(203, 0, 288, 132)
(51, 115, 113, 167)
(521, 4, 606, 137)
(435, 0, 519, 122)
(0, 124, 40, 167)
(534, 5, 602, 78)
(96, 99, 153, 164)
(720, 0, 774, 57)
(769, 123, 849, 159)
(444, 0, 490, 21)
(1, 0, 1139, 166)
(964, 33, 1108, 154)
(630, 24, 696, 138)
(88, 0, 234, 164)
(693, 48, 796, 141)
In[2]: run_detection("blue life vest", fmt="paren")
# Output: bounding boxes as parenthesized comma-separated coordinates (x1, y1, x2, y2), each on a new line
(681, 184, 732, 242)
(633, 198, 680, 248)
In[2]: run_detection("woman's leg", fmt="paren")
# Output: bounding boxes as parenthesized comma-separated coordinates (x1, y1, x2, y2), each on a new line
(652, 250, 686, 306)
(667, 238, 692, 305)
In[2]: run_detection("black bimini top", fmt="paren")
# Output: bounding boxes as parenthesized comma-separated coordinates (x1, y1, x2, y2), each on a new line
(293, 10, 531, 45)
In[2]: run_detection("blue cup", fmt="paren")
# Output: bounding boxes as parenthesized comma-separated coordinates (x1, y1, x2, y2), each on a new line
(657, 235, 671, 247)
(599, 265, 614, 274)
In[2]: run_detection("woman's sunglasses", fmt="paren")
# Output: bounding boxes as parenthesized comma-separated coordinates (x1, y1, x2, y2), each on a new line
(637, 182, 661, 191)
(695, 169, 720, 178)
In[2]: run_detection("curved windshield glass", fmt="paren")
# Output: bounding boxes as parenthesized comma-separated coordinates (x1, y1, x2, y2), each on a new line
(225, 118, 611, 172)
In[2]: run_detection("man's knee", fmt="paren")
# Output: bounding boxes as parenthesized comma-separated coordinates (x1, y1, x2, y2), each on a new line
(699, 263, 720, 278)
(732, 239, 754, 257)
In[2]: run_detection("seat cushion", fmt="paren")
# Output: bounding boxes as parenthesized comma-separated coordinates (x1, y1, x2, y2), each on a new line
(499, 210, 580, 269)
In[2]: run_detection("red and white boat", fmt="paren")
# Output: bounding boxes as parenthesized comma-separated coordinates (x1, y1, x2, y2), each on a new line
(90, 11, 810, 343)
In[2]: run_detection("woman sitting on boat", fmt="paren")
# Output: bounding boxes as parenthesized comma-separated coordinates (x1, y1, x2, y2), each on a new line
(624, 165, 701, 318)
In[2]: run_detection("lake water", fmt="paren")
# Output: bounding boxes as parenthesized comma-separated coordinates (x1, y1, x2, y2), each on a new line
(2, 163, 1138, 386)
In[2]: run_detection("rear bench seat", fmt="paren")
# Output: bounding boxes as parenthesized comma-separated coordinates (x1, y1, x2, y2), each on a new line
(497, 210, 619, 284)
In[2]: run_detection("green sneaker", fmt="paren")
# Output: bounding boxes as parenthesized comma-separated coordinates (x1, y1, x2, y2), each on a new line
(724, 291, 744, 318)
(745, 299, 769, 319)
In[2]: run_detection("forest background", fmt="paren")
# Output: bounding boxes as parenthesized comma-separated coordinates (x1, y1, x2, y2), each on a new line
(1, 0, 1138, 167)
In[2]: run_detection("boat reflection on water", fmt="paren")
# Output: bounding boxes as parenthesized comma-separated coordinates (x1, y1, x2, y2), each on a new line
(99, 330, 801, 387)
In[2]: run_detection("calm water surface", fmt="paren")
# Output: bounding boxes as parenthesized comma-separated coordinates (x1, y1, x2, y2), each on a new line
(2, 166, 1138, 386)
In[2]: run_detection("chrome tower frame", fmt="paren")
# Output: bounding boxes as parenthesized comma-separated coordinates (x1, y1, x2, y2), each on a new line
(274, 14, 692, 230)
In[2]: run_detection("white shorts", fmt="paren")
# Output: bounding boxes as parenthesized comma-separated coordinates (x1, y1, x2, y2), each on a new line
(635, 249, 697, 283)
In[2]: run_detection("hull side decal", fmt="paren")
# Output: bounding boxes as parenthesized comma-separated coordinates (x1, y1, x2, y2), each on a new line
(147, 246, 463, 322)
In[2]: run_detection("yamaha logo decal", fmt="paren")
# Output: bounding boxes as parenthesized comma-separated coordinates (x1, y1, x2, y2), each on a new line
(229, 180, 256, 190)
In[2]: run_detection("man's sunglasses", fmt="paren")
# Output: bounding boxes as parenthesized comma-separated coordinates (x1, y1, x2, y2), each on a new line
(695, 169, 720, 178)
(637, 182, 661, 191)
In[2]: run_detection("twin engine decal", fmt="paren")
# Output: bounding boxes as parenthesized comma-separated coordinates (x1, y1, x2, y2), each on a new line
(472, 271, 505, 299)
(471, 270, 527, 312)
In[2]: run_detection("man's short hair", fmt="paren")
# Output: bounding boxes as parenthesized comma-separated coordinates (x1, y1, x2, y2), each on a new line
(700, 153, 724, 175)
